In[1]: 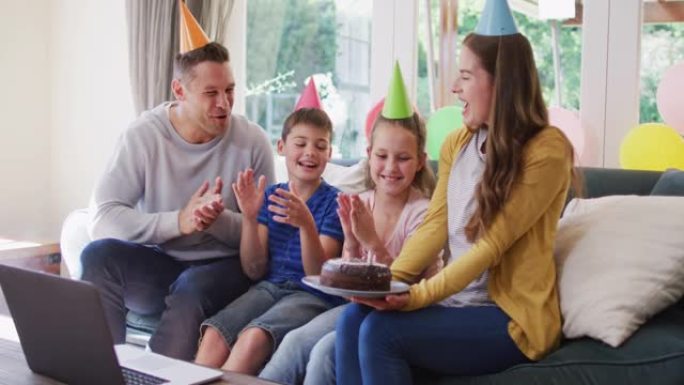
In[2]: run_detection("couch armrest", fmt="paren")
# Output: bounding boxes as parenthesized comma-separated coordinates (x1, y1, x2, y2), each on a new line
(59, 209, 91, 279)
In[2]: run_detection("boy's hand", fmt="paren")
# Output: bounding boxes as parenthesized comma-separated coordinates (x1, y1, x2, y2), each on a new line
(232, 169, 266, 220)
(268, 182, 315, 229)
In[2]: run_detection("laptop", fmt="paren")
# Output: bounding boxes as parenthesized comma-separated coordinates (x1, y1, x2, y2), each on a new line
(0, 264, 223, 385)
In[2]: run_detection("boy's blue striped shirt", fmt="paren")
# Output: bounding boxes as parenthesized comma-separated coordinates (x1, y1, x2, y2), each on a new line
(257, 180, 344, 304)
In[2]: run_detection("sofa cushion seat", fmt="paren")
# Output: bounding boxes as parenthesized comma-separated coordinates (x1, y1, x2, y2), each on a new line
(417, 298, 684, 385)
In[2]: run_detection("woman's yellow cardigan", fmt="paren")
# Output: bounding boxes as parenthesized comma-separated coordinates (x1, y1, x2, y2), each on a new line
(392, 126, 572, 360)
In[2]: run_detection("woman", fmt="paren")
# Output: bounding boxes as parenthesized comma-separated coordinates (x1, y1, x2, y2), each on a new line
(335, 1, 580, 384)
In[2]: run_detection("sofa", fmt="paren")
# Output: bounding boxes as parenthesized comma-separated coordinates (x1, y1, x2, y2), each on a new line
(60, 165, 684, 384)
(416, 167, 684, 385)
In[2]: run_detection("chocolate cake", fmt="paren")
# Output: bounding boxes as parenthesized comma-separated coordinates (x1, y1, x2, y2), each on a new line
(320, 258, 392, 291)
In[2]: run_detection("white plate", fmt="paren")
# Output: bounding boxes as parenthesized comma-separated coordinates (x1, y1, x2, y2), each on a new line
(302, 275, 410, 299)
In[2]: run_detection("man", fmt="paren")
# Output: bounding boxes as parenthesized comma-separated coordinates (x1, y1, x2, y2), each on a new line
(81, 3, 275, 361)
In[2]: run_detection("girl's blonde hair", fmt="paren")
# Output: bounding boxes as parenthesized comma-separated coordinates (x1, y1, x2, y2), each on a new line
(365, 113, 436, 198)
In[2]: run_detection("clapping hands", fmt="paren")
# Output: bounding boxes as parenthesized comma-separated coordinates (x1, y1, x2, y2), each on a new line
(337, 193, 359, 258)
(268, 182, 315, 229)
(232, 168, 267, 220)
(337, 193, 391, 265)
(179, 177, 225, 235)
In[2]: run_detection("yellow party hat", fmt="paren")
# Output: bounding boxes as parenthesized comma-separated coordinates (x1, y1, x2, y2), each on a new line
(179, 0, 210, 53)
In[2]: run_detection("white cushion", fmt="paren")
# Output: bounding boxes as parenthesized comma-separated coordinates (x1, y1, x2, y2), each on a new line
(323, 158, 370, 194)
(59, 208, 91, 279)
(555, 195, 684, 347)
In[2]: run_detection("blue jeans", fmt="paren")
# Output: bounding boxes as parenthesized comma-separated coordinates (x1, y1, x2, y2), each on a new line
(202, 281, 331, 352)
(306, 331, 337, 385)
(259, 305, 344, 385)
(80, 238, 250, 360)
(336, 304, 530, 385)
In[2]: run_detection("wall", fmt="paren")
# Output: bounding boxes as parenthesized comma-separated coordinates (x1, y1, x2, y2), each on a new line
(0, 0, 133, 243)
(0, 0, 52, 242)
(48, 0, 133, 243)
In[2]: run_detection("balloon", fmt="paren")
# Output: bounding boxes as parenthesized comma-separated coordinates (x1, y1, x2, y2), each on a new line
(656, 61, 684, 134)
(549, 106, 585, 159)
(365, 99, 384, 142)
(620, 123, 684, 171)
(426, 106, 463, 159)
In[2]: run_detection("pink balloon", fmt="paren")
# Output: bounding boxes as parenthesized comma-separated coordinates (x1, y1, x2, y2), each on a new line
(365, 98, 384, 142)
(549, 106, 585, 159)
(657, 61, 684, 134)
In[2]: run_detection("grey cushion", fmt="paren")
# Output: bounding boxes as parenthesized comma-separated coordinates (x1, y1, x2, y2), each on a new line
(651, 170, 684, 196)
(578, 167, 662, 198)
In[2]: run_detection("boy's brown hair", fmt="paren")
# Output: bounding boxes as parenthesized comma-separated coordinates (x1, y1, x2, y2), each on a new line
(281, 108, 334, 141)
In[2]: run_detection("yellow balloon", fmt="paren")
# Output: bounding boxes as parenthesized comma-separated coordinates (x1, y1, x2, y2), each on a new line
(620, 123, 684, 171)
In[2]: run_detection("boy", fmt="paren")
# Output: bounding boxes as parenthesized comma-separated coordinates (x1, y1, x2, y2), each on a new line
(194, 105, 344, 375)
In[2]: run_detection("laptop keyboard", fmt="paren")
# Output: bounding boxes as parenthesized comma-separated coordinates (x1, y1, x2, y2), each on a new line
(121, 367, 169, 385)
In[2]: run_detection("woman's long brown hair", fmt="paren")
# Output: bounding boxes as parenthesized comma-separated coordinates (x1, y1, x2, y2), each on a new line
(463, 33, 578, 242)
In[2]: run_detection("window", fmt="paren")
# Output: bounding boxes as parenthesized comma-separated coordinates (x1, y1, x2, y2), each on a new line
(245, 0, 373, 158)
(417, 0, 583, 118)
(639, 1, 684, 123)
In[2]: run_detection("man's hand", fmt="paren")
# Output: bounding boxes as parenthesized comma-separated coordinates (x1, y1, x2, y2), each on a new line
(268, 182, 315, 229)
(351, 293, 409, 311)
(232, 168, 267, 221)
(179, 177, 225, 235)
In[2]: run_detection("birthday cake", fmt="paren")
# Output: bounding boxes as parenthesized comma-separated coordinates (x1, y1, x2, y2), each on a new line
(320, 258, 392, 291)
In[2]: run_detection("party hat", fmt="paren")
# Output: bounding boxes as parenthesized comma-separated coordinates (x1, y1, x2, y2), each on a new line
(475, 0, 519, 36)
(294, 78, 323, 110)
(381, 62, 412, 119)
(179, 0, 210, 53)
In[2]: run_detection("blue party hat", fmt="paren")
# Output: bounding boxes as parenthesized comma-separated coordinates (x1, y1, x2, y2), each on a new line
(475, 0, 518, 36)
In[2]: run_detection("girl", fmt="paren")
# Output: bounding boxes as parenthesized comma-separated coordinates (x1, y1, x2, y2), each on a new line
(260, 79, 441, 385)
(335, 1, 581, 384)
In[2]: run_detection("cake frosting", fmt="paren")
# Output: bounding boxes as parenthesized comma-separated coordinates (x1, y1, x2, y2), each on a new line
(320, 258, 392, 291)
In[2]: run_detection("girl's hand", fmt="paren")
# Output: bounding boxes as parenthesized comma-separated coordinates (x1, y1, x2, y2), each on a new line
(232, 169, 266, 220)
(268, 182, 315, 229)
(337, 193, 360, 254)
(351, 293, 409, 311)
(349, 195, 382, 251)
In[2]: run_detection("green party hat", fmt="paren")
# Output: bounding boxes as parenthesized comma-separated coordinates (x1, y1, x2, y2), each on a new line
(381, 62, 413, 119)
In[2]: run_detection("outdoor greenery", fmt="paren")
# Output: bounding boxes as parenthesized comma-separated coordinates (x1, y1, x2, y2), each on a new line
(247, 0, 684, 157)
(419, 0, 684, 126)
(246, 0, 338, 139)
(640, 23, 684, 123)
(247, 0, 337, 89)
(417, 0, 582, 117)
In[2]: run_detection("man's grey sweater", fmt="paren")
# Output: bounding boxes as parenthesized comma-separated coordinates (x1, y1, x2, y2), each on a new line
(88, 102, 275, 261)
